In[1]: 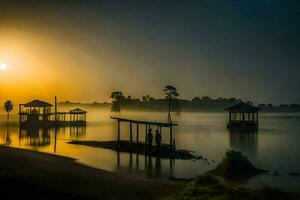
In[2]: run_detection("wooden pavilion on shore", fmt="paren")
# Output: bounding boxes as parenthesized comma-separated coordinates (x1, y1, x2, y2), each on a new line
(111, 117, 178, 150)
(225, 102, 261, 130)
(19, 98, 87, 128)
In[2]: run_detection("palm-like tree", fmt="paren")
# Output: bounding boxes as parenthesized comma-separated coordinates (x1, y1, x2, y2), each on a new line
(4, 100, 13, 123)
(163, 85, 179, 123)
(4, 100, 13, 145)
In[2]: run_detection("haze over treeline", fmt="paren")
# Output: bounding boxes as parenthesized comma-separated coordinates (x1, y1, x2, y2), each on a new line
(60, 94, 300, 113)
(0, 0, 299, 104)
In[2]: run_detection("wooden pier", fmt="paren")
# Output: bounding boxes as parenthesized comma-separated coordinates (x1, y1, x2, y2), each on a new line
(19, 98, 87, 128)
(111, 117, 178, 149)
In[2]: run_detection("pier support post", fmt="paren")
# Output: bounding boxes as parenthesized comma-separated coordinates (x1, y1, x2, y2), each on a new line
(170, 126, 173, 149)
(130, 122, 133, 149)
(256, 111, 259, 128)
(19, 104, 22, 124)
(136, 123, 139, 143)
(144, 124, 148, 152)
(55, 96, 58, 124)
(117, 120, 120, 143)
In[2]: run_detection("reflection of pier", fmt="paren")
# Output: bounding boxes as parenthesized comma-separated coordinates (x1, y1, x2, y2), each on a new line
(116, 151, 175, 178)
(19, 97, 87, 128)
(229, 130, 258, 157)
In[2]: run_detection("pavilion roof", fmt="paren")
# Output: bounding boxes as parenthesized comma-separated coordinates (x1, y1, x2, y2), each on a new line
(224, 102, 261, 113)
(111, 117, 178, 127)
(23, 100, 53, 108)
(70, 108, 87, 114)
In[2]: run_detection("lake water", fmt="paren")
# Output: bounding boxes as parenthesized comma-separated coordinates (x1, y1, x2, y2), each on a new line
(0, 109, 300, 191)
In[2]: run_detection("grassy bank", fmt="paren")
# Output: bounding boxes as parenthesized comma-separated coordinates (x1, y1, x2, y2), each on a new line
(165, 173, 299, 200)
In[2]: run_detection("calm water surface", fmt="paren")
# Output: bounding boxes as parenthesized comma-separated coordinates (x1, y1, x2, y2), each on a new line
(0, 109, 299, 191)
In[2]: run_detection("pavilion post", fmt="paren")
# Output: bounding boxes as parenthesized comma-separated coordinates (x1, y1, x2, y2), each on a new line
(144, 124, 148, 153)
(130, 122, 133, 149)
(145, 124, 148, 144)
(117, 120, 120, 143)
(170, 126, 173, 149)
(19, 104, 22, 123)
(55, 96, 58, 125)
(136, 123, 139, 143)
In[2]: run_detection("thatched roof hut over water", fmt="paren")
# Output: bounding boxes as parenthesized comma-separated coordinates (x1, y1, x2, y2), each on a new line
(225, 102, 261, 130)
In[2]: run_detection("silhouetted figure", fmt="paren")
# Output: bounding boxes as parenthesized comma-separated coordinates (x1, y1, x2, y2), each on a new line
(155, 130, 162, 152)
(147, 128, 153, 153)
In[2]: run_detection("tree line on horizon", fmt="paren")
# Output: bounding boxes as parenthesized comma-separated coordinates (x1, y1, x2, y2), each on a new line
(59, 89, 300, 113)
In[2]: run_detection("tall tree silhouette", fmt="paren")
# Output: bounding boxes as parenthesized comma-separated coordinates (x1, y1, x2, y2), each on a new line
(3, 100, 13, 145)
(110, 91, 125, 112)
(163, 85, 179, 123)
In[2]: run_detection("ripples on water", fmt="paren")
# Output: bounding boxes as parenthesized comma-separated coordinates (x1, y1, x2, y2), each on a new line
(0, 109, 299, 191)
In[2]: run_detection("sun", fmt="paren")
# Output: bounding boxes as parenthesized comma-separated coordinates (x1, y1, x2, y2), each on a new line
(0, 63, 7, 71)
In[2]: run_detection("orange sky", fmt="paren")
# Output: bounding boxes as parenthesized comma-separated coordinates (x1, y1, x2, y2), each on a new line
(1, 1, 299, 107)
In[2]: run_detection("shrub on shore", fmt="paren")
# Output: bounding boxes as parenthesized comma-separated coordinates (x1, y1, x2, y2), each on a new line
(212, 150, 267, 180)
(167, 173, 298, 200)
(166, 150, 298, 200)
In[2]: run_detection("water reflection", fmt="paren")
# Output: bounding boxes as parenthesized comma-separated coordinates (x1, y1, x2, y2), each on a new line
(116, 151, 174, 178)
(18, 125, 86, 153)
(5, 125, 12, 145)
(69, 126, 86, 140)
(229, 130, 258, 157)
(19, 127, 51, 147)
(1, 111, 299, 191)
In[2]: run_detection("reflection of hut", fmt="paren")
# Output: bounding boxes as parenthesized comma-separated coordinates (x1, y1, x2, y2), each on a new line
(225, 102, 261, 130)
(20, 127, 51, 147)
(70, 125, 86, 139)
(69, 108, 87, 126)
(229, 130, 258, 157)
(19, 100, 53, 127)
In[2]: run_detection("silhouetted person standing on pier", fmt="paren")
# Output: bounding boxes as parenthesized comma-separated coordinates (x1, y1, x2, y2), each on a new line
(147, 128, 153, 154)
(155, 129, 162, 152)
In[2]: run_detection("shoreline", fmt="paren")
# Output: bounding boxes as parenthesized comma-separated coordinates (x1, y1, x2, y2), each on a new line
(68, 140, 202, 160)
(0, 145, 182, 200)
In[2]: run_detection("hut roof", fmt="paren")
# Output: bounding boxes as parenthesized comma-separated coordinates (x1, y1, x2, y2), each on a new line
(23, 100, 53, 108)
(70, 108, 87, 114)
(224, 102, 261, 113)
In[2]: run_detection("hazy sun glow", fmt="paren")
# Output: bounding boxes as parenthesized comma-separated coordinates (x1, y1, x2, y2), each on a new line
(0, 63, 7, 71)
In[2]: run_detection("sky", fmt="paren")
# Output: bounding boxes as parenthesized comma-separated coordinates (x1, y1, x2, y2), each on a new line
(0, 0, 299, 105)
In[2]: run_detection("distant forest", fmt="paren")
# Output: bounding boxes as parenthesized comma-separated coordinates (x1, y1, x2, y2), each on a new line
(59, 95, 300, 113)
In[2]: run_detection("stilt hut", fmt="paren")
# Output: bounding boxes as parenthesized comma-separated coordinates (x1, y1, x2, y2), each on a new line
(69, 108, 87, 126)
(225, 102, 261, 130)
(19, 98, 87, 127)
(19, 100, 53, 127)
